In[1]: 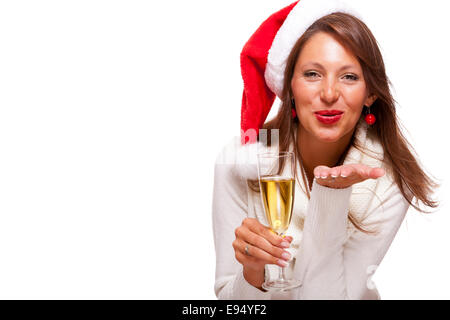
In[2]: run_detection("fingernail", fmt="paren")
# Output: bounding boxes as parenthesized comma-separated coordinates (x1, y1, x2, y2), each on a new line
(331, 174, 338, 178)
(340, 174, 348, 178)
(280, 241, 290, 248)
(277, 259, 289, 268)
(321, 175, 328, 179)
(281, 252, 291, 261)
(315, 174, 320, 179)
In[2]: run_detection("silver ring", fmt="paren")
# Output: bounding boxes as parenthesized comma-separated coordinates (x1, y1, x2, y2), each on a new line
(244, 245, 250, 256)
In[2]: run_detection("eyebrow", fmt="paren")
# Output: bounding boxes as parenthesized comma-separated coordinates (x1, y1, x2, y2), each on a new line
(302, 62, 358, 72)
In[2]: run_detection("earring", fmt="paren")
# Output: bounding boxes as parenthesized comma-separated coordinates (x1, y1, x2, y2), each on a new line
(291, 98, 297, 119)
(364, 105, 376, 125)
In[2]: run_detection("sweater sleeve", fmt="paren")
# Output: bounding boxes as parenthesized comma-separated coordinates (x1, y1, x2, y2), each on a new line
(212, 161, 272, 300)
(295, 178, 410, 300)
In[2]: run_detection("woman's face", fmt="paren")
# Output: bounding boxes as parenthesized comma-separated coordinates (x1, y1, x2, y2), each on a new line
(291, 32, 376, 143)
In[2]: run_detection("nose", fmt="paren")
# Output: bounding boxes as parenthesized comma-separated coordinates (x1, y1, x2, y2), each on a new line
(320, 78, 339, 104)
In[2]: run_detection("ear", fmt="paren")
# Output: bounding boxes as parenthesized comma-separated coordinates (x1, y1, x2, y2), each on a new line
(364, 94, 377, 107)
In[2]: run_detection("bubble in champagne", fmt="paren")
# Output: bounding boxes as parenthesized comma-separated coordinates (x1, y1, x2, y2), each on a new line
(274, 220, 282, 230)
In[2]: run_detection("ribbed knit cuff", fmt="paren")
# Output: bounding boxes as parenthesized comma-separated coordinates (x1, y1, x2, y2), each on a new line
(304, 179, 353, 247)
(233, 271, 272, 300)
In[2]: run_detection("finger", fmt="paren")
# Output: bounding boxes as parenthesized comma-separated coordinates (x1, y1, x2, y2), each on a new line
(369, 167, 385, 179)
(344, 165, 384, 181)
(329, 166, 344, 179)
(342, 164, 367, 179)
(235, 250, 263, 270)
(238, 228, 292, 262)
(235, 239, 290, 268)
(329, 171, 338, 179)
(313, 166, 331, 179)
(352, 165, 378, 180)
(235, 224, 291, 260)
(243, 218, 289, 248)
(239, 237, 291, 263)
(340, 166, 351, 178)
(317, 166, 347, 181)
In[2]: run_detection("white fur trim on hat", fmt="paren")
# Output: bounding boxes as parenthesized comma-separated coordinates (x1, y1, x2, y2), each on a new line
(264, 0, 363, 98)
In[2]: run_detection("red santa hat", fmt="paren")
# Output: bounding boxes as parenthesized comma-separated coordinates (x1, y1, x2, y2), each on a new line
(240, 0, 363, 145)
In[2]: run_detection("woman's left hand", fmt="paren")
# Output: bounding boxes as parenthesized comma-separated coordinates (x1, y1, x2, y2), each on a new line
(314, 164, 385, 189)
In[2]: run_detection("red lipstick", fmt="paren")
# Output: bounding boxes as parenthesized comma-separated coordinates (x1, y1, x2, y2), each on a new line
(314, 110, 343, 124)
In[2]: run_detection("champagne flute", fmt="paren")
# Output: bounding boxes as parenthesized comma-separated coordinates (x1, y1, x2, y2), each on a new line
(257, 151, 301, 291)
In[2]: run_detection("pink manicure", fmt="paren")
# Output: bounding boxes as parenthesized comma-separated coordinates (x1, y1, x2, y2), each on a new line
(280, 241, 290, 248)
(281, 252, 291, 261)
(277, 259, 289, 268)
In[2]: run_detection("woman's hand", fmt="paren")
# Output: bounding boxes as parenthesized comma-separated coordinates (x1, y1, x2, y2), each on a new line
(233, 218, 293, 289)
(314, 163, 385, 189)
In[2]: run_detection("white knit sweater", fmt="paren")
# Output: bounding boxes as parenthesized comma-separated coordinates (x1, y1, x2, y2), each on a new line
(212, 119, 412, 300)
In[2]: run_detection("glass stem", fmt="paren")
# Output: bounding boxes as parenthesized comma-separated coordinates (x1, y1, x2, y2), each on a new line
(278, 233, 288, 282)
(279, 265, 287, 282)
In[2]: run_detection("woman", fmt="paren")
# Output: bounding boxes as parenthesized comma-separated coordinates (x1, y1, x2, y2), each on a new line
(212, 0, 439, 300)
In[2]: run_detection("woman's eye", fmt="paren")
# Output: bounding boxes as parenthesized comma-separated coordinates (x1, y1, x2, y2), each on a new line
(343, 74, 359, 81)
(304, 71, 320, 78)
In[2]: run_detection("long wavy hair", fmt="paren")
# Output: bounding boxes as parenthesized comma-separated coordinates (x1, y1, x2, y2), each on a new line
(248, 12, 440, 233)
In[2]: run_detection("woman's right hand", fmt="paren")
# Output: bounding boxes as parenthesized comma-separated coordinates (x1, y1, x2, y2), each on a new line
(232, 218, 293, 289)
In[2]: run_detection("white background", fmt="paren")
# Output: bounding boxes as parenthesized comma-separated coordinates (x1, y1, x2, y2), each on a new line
(0, 0, 448, 299)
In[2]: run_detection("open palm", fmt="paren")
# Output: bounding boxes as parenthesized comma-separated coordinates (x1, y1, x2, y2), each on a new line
(314, 163, 386, 189)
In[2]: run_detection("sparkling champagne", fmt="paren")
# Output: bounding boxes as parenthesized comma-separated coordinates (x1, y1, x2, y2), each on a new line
(260, 176, 295, 235)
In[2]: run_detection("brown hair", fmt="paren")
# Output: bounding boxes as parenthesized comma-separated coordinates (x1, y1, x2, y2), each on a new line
(248, 12, 440, 233)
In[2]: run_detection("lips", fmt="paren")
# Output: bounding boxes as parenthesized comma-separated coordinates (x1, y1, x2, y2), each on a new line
(314, 110, 343, 124)
(315, 110, 344, 116)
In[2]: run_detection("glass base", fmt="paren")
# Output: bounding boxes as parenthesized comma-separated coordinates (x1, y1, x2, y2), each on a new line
(262, 278, 302, 292)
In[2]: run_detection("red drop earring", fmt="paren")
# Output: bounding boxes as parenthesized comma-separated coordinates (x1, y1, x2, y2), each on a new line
(291, 98, 297, 120)
(365, 105, 376, 125)
(292, 108, 297, 119)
